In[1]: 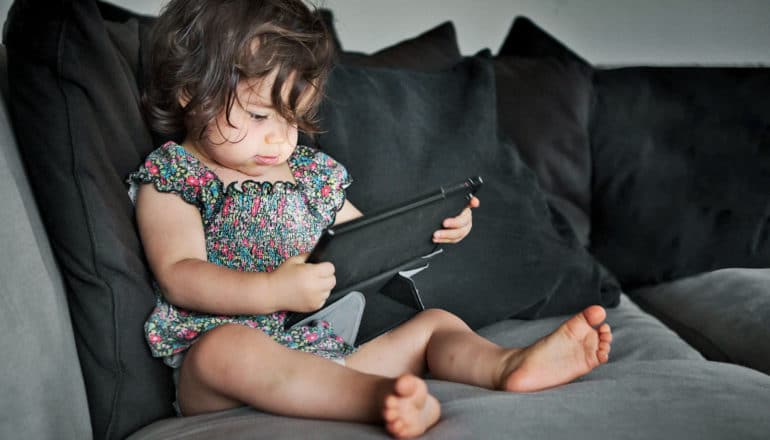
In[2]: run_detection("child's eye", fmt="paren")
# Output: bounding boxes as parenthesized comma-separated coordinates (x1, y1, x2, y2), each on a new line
(248, 111, 267, 121)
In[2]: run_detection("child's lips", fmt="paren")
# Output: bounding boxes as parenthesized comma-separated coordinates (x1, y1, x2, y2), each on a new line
(254, 155, 279, 165)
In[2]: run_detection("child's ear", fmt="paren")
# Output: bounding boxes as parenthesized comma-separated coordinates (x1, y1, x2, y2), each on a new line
(177, 89, 192, 108)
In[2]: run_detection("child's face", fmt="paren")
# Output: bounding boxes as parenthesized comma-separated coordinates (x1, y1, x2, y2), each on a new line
(196, 70, 304, 179)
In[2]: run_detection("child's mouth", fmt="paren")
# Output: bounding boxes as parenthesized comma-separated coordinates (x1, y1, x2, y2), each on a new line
(254, 155, 280, 165)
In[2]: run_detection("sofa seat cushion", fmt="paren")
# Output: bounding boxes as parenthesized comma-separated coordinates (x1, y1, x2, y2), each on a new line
(127, 296, 770, 440)
(478, 294, 702, 363)
(630, 268, 770, 375)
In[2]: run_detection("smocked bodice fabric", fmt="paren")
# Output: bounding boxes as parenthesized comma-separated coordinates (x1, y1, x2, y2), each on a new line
(128, 142, 356, 359)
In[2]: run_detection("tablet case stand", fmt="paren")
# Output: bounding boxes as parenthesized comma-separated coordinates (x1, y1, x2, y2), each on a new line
(288, 258, 430, 346)
(288, 290, 366, 345)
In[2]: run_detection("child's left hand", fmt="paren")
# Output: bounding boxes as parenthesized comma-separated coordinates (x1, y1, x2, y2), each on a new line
(432, 196, 480, 244)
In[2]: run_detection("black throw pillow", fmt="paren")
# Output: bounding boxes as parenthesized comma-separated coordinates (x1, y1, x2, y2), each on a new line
(338, 21, 462, 71)
(299, 19, 463, 147)
(5, 1, 171, 438)
(315, 57, 620, 327)
(319, 8, 461, 71)
(498, 16, 590, 65)
(320, 9, 344, 51)
(590, 67, 770, 288)
(494, 17, 595, 246)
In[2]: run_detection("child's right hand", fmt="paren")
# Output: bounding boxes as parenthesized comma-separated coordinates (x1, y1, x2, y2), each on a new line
(269, 255, 336, 312)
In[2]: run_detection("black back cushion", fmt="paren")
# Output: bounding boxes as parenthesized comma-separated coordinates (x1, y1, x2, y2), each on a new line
(495, 16, 595, 246)
(315, 57, 619, 326)
(590, 67, 770, 287)
(338, 21, 461, 71)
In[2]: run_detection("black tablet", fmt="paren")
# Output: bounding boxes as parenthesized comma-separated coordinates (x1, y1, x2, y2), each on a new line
(283, 176, 482, 331)
(318, 175, 482, 294)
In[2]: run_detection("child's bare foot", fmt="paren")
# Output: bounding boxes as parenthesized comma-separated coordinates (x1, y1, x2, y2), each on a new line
(500, 305, 612, 392)
(382, 374, 441, 439)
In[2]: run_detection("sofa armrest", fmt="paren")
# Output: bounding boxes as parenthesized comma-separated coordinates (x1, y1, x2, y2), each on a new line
(629, 268, 770, 375)
(0, 46, 92, 439)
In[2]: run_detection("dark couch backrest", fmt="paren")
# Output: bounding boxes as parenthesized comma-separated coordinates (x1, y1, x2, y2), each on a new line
(589, 67, 770, 287)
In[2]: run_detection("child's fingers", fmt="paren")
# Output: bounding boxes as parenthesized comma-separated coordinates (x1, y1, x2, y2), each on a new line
(433, 224, 471, 243)
(286, 254, 309, 264)
(433, 197, 478, 243)
(311, 261, 336, 277)
(442, 207, 472, 229)
(317, 275, 336, 292)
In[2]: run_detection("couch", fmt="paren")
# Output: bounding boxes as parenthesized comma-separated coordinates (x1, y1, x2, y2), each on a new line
(1, 1, 769, 439)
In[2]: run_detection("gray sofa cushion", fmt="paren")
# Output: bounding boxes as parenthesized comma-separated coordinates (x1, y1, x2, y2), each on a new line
(130, 361, 770, 440)
(128, 296, 770, 440)
(630, 268, 770, 375)
(0, 52, 92, 438)
(478, 293, 703, 363)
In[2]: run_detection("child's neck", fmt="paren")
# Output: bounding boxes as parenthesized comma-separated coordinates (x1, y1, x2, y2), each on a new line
(180, 141, 296, 186)
(217, 162, 295, 187)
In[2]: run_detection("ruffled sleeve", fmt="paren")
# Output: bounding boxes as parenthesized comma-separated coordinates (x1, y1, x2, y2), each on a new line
(293, 145, 352, 226)
(127, 142, 223, 221)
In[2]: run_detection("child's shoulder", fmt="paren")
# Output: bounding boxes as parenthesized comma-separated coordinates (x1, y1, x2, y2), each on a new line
(292, 145, 351, 223)
(142, 141, 199, 169)
(293, 144, 347, 176)
(127, 141, 219, 211)
(133, 141, 212, 178)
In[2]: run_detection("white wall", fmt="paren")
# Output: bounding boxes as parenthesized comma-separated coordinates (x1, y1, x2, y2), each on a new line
(2, 0, 769, 65)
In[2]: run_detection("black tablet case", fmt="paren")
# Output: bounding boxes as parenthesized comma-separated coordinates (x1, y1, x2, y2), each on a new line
(285, 176, 482, 344)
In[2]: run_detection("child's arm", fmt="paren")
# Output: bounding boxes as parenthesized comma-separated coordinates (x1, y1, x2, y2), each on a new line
(135, 184, 335, 315)
(333, 198, 363, 225)
(433, 196, 480, 244)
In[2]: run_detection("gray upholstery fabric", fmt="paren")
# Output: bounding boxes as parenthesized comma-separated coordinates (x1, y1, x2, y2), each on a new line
(0, 47, 92, 440)
(129, 354, 770, 440)
(126, 296, 770, 440)
(630, 268, 770, 375)
(477, 294, 703, 363)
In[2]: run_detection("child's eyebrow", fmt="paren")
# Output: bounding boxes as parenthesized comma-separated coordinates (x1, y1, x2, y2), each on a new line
(240, 95, 273, 108)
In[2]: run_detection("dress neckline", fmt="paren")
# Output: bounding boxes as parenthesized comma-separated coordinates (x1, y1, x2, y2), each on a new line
(167, 141, 307, 195)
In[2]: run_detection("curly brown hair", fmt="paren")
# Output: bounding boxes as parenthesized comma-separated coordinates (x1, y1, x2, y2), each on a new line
(143, 0, 334, 141)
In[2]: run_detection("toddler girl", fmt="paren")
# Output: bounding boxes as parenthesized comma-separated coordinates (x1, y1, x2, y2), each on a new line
(129, 1, 612, 438)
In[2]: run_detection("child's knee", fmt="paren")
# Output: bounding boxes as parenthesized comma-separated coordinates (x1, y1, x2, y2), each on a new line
(418, 308, 469, 331)
(182, 324, 264, 385)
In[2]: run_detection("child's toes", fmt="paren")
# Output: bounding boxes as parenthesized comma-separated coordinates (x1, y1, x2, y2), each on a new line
(388, 419, 404, 434)
(598, 341, 611, 363)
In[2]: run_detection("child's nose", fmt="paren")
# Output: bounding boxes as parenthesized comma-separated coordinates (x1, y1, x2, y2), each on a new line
(264, 128, 287, 145)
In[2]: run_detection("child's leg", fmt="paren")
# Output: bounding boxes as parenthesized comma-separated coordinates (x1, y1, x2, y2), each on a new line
(347, 306, 612, 392)
(176, 323, 440, 439)
(178, 323, 386, 419)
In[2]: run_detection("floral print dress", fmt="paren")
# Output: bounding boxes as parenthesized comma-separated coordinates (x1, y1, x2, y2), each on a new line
(128, 141, 356, 361)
